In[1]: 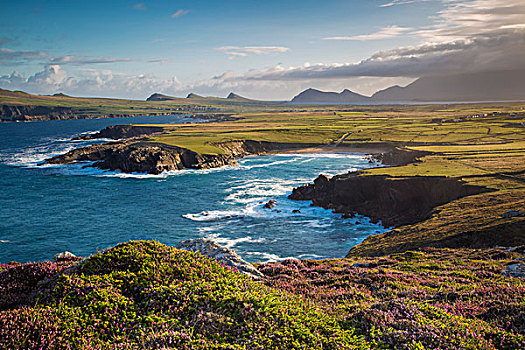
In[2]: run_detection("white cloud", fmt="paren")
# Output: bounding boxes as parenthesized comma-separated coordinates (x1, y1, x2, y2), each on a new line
(324, 25, 413, 40)
(171, 9, 189, 19)
(380, 0, 433, 7)
(215, 46, 290, 59)
(415, 0, 525, 41)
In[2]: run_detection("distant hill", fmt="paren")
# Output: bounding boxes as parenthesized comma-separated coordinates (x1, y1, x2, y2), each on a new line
(146, 93, 179, 101)
(291, 88, 369, 103)
(292, 70, 525, 103)
(226, 92, 254, 101)
(372, 70, 525, 102)
(0, 88, 31, 98)
(186, 93, 204, 99)
(146, 91, 270, 104)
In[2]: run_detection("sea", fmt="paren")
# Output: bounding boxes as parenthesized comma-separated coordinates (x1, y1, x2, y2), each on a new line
(0, 115, 387, 263)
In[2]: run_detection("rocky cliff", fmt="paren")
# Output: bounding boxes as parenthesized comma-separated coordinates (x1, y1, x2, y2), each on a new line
(45, 141, 237, 174)
(0, 105, 76, 121)
(289, 173, 490, 227)
(214, 140, 320, 157)
(44, 138, 324, 174)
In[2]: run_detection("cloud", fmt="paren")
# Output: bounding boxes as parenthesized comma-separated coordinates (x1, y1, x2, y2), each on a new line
(415, 0, 525, 41)
(0, 65, 184, 98)
(133, 3, 147, 10)
(49, 55, 135, 65)
(0, 48, 47, 64)
(0, 50, 141, 67)
(241, 0, 525, 80)
(27, 65, 68, 85)
(380, 0, 433, 7)
(323, 25, 413, 40)
(238, 31, 525, 81)
(147, 58, 172, 64)
(171, 9, 189, 19)
(215, 46, 290, 59)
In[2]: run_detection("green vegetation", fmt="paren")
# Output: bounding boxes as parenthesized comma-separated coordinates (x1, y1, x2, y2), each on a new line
(1, 241, 524, 349)
(0, 241, 369, 349)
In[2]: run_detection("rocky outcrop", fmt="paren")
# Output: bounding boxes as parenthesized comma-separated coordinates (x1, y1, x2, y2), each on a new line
(263, 200, 277, 209)
(73, 125, 165, 140)
(176, 238, 263, 279)
(44, 137, 325, 174)
(53, 251, 77, 262)
(372, 147, 430, 166)
(44, 141, 237, 174)
(289, 173, 490, 227)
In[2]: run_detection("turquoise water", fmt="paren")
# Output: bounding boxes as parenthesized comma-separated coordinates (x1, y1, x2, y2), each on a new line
(0, 116, 386, 263)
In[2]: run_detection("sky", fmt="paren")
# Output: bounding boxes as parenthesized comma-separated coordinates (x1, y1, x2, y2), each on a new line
(0, 0, 524, 100)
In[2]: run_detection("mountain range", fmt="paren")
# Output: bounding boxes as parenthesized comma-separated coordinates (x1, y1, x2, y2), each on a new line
(291, 70, 525, 103)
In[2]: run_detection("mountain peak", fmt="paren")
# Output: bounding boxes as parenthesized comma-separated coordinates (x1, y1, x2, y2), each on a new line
(226, 92, 252, 100)
(146, 93, 176, 101)
(186, 93, 203, 99)
(227, 92, 241, 99)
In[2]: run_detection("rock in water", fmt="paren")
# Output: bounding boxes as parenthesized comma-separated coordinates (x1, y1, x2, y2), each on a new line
(263, 200, 277, 209)
(176, 239, 263, 279)
(53, 251, 77, 261)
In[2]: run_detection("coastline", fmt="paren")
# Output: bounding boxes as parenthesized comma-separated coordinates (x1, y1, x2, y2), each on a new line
(37, 120, 525, 260)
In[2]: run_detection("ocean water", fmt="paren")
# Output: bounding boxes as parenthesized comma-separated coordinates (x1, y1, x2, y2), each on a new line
(0, 115, 387, 263)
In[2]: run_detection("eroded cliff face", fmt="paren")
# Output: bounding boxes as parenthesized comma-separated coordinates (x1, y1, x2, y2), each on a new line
(289, 173, 491, 228)
(1, 105, 76, 121)
(45, 142, 237, 174)
(214, 140, 320, 157)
